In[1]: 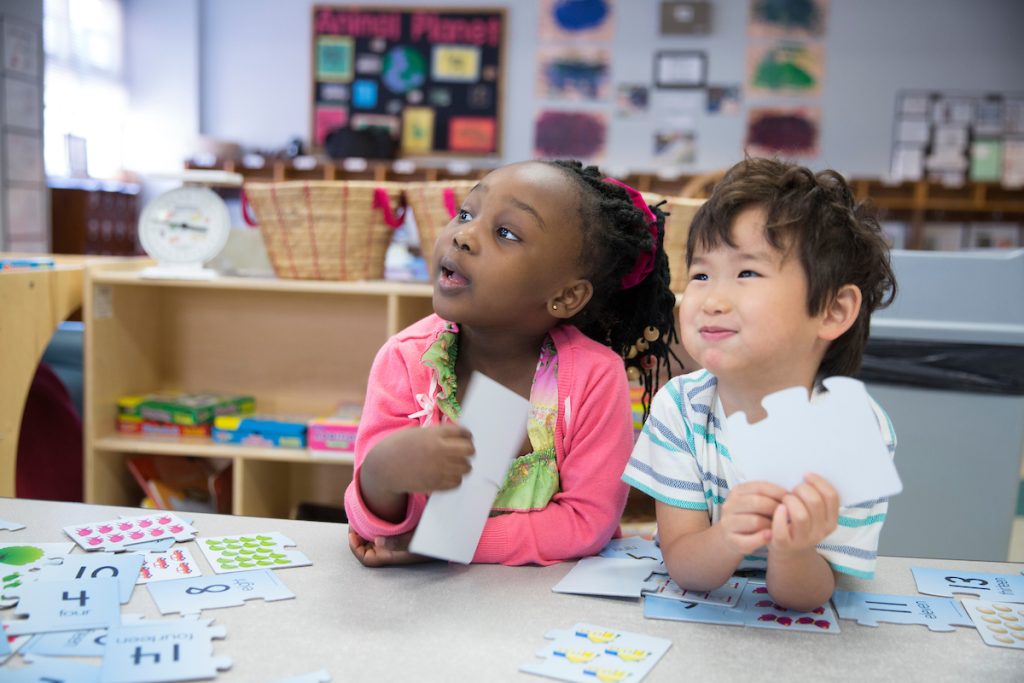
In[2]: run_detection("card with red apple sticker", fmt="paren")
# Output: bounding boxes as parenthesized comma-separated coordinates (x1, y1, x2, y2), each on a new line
(63, 513, 197, 552)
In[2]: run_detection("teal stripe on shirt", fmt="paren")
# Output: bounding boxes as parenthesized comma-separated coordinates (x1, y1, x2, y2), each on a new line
(622, 475, 709, 511)
(838, 513, 886, 528)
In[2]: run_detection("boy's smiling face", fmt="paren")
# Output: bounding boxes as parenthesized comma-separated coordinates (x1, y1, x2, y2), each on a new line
(680, 206, 831, 396)
(432, 162, 589, 332)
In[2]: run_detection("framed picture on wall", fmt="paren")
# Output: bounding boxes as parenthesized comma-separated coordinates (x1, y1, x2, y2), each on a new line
(653, 50, 706, 89)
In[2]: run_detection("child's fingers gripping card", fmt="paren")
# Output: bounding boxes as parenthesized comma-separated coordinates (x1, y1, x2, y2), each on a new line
(196, 532, 311, 573)
(961, 599, 1024, 649)
(64, 513, 197, 552)
(146, 568, 294, 615)
(520, 624, 671, 683)
(911, 566, 1024, 602)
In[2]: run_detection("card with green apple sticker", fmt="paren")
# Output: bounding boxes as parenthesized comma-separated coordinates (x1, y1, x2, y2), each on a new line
(196, 532, 311, 573)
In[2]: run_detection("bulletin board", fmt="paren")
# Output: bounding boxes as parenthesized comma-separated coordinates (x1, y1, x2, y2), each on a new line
(312, 5, 505, 156)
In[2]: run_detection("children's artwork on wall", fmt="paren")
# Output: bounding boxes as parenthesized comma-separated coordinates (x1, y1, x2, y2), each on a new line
(706, 85, 741, 114)
(653, 129, 696, 165)
(653, 50, 706, 89)
(746, 41, 824, 97)
(312, 6, 505, 156)
(539, 0, 616, 41)
(534, 110, 608, 160)
(616, 84, 650, 118)
(748, 0, 829, 39)
(745, 106, 820, 158)
(536, 46, 612, 102)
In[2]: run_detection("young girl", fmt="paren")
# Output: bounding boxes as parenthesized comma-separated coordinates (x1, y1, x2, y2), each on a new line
(345, 159, 679, 566)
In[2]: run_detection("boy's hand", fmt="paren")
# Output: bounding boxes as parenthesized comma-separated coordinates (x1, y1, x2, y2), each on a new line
(717, 481, 787, 555)
(770, 473, 839, 554)
(348, 531, 432, 567)
(369, 424, 475, 494)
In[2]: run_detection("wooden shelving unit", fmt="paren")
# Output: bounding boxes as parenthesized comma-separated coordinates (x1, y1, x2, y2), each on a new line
(82, 262, 434, 519)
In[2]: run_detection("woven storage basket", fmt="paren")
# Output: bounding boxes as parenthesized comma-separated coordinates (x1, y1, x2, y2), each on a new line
(403, 180, 478, 267)
(642, 193, 705, 293)
(243, 181, 405, 281)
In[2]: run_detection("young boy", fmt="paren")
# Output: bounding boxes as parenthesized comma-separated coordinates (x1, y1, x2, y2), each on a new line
(623, 158, 898, 611)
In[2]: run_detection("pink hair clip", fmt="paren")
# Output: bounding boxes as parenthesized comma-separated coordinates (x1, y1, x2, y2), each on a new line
(604, 177, 658, 289)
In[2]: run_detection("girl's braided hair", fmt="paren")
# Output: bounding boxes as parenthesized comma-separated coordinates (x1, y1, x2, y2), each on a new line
(544, 159, 682, 415)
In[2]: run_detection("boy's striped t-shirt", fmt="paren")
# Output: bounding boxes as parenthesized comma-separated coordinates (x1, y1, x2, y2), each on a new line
(622, 369, 897, 579)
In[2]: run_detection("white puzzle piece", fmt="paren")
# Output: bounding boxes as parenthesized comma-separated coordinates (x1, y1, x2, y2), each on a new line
(3, 577, 121, 635)
(1, 542, 75, 606)
(742, 583, 840, 633)
(36, 552, 143, 604)
(644, 594, 747, 626)
(196, 532, 311, 573)
(0, 623, 32, 665)
(961, 599, 1024, 649)
(726, 377, 902, 507)
(598, 536, 662, 561)
(0, 518, 26, 531)
(833, 590, 974, 631)
(912, 566, 1024, 602)
(147, 569, 294, 615)
(551, 556, 664, 599)
(64, 513, 197, 552)
(125, 537, 177, 552)
(135, 548, 202, 583)
(6, 653, 101, 682)
(410, 371, 531, 564)
(640, 574, 746, 607)
(100, 618, 232, 683)
(521, 623, 671, 683)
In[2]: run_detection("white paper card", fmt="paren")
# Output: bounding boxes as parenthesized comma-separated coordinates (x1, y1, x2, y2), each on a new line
(726, 377, 901, 506)
(410, 371, 530, 563)
(552, 557, 664, 598)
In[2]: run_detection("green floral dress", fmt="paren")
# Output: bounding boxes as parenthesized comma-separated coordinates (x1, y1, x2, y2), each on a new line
(418, 322, 560, 512)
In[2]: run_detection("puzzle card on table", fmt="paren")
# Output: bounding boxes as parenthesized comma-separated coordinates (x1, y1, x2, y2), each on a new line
(961, 599, 1024, 649)
(3, 576, 122, 635)
(640, 574, 746, 607)
(147, 568, 294, 615)
(1, 542, 75, 605)
(0, 518, 26, 531)
(0, 623, 32, 665)
(833, 590, 974, 631)
(196, 532, 311, 573)
(520, 623, 671, 683)
(135, 547, 202, 583)
(598, 536, 662, 561)
(35, 551, 143, 604)
(644, 594, 747, 626)
(6, 653, 101, 683)
(726, 377, 902, 507)
(101, 618, 232, 683)
(551, 556, 663, 598)
(911, 566, 1024, 602)
(64, 513, 197, 552)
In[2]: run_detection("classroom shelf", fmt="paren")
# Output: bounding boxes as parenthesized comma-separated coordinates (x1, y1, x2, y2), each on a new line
(83, 263, 434, 519)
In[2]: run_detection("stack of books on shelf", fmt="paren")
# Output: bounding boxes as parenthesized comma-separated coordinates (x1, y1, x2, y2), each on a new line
(116, 392, 256, 438)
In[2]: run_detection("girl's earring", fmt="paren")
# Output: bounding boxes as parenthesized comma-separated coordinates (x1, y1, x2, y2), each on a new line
(551, 303, 559, 311)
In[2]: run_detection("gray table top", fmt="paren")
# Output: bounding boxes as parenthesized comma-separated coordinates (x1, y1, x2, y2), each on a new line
(1, 497, 1022, 682)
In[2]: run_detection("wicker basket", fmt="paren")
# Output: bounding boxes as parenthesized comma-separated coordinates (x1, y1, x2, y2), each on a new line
(642, 193, 704, 293)
(243, 181, 405, 281)
(402, 180, 478, 267)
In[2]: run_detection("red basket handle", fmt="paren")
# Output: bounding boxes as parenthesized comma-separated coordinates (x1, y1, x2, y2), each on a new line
(373, 187, 406, 229)
(443, 187, 458, 219)
(240, 187, 259, 227)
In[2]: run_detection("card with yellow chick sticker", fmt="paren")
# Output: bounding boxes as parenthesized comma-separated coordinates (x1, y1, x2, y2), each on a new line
(520, 623, 671, 682)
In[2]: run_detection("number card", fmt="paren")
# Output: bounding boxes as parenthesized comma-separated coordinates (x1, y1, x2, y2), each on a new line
(598, 536, 662, 561)
(641, 574, 747, 607)
(961, 599, 1024, 649)
(0, 518, 26, 531)
(5, 577, 121, 635)
(64, 513, 197, 552)
(196, 532, 311, 573)
(101, 619, 232, 683)
(912, 566, 1024, 602)
(520, 623, 671, 683)
(833, 591, 974, 631)
(551, 556, 664, 598)
(147, 569, 295, 615)
(1, 542, 75, 606)
(36, 552, 143, 603)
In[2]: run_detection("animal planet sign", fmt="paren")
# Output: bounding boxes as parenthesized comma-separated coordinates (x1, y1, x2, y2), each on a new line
(313, 6, 505, 155)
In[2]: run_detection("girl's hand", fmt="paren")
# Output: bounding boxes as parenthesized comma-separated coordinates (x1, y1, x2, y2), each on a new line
(717, 481, 786, 555)
(769, 473, 840, 555)
(348, 531, 432, 567)
(370, 424, 475, 494)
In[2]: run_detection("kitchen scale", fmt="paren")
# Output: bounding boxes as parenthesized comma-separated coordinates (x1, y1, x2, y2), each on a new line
(137, 184, 232, 280)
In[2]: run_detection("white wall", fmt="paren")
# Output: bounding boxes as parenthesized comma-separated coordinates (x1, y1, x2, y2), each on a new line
(130, 0, 1023, 177)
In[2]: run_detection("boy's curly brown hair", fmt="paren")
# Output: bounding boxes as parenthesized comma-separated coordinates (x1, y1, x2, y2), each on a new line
(686, 157, 897, 378)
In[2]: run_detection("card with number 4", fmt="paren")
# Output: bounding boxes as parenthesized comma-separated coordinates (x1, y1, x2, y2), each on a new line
(64, 513, 197, 552)
(196, 533, 311, 573)
(912, 566, 1024, 603)
(961, 599, 1024, 649)
(521, 623, 671, 683)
